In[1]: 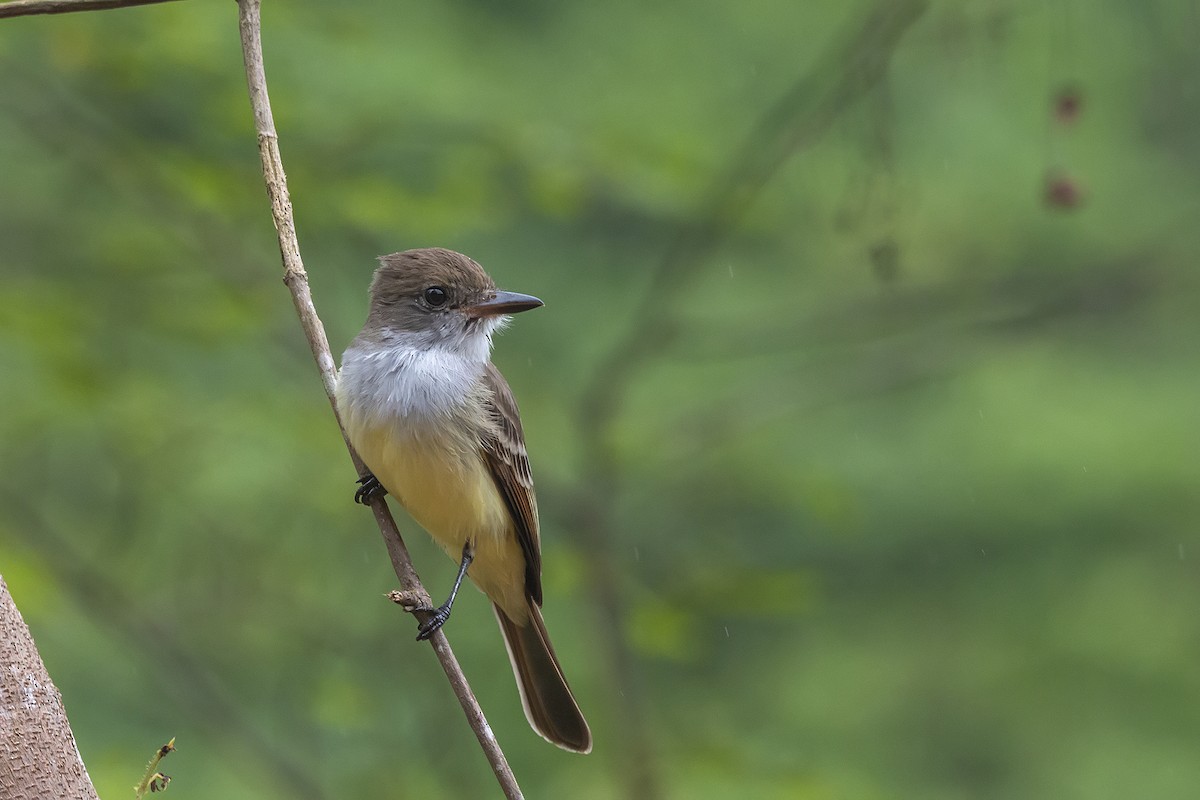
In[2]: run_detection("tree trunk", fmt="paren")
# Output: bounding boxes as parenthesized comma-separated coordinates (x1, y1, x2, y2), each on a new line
(0, 576, 99, 800)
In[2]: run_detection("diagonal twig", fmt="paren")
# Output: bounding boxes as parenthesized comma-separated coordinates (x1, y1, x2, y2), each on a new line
(234, 1, 523, 797)
(0, 0, 181, 19)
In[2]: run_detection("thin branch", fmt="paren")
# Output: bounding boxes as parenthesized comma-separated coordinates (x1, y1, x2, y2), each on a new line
(234, 1, 523, 798)
(0, 0, 181, 20)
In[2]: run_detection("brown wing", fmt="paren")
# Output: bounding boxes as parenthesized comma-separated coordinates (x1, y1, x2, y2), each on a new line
(480, 362, 543, 606)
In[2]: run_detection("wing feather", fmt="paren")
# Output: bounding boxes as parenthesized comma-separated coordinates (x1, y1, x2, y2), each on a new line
(479, 362, 543, 606)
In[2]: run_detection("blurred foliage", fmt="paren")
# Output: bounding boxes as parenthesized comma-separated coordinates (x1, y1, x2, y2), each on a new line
(2, 0, 1200, 798)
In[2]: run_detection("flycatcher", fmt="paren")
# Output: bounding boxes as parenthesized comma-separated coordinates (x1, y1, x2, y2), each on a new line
(335, 247, 592, 753)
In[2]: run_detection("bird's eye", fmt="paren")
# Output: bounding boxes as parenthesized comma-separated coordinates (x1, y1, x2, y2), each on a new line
(423, 286, 448, 307)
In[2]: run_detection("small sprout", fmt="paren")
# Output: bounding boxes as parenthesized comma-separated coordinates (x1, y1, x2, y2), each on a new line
(387, 589, 430, 613)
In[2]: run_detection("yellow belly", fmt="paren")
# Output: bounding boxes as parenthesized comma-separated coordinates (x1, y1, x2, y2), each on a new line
(349, 418, 529, 620)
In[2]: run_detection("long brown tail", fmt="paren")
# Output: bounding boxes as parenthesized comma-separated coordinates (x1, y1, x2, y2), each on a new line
(493, 601, 592, 753)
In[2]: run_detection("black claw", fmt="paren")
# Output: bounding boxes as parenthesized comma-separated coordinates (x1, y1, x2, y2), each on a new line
(413, 542, 473, 641)
(354, 474, 387, 505)
(415, 604, 453, 641)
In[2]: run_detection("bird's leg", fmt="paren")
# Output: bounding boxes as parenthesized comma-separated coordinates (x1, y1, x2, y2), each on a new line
(354, 472, 387, 505)
(416, 541, 474, 641)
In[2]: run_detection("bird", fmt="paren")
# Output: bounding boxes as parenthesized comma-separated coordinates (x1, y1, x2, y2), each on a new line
(335, 247, 591, 753)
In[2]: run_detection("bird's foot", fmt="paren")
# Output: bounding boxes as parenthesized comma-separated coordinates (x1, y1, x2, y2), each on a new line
(354, 474, 387, 505)
(415, 603, 453, 641)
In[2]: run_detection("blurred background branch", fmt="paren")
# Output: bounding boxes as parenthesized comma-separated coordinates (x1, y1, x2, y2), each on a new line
(569, 3, 927, 797)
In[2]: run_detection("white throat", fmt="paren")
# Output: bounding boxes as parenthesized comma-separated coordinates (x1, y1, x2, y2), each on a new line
(336, 318, 502, 424)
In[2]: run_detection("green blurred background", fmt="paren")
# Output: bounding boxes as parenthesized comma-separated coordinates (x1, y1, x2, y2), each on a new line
(3, 1, 1199, 797)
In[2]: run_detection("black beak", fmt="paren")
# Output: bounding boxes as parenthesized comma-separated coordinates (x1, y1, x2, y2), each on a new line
(464, 290, 544, 318)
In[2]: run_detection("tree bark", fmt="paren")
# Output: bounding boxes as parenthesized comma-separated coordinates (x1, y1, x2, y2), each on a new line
(0, 576, 99, 800)
(0, 0, 181, 20)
